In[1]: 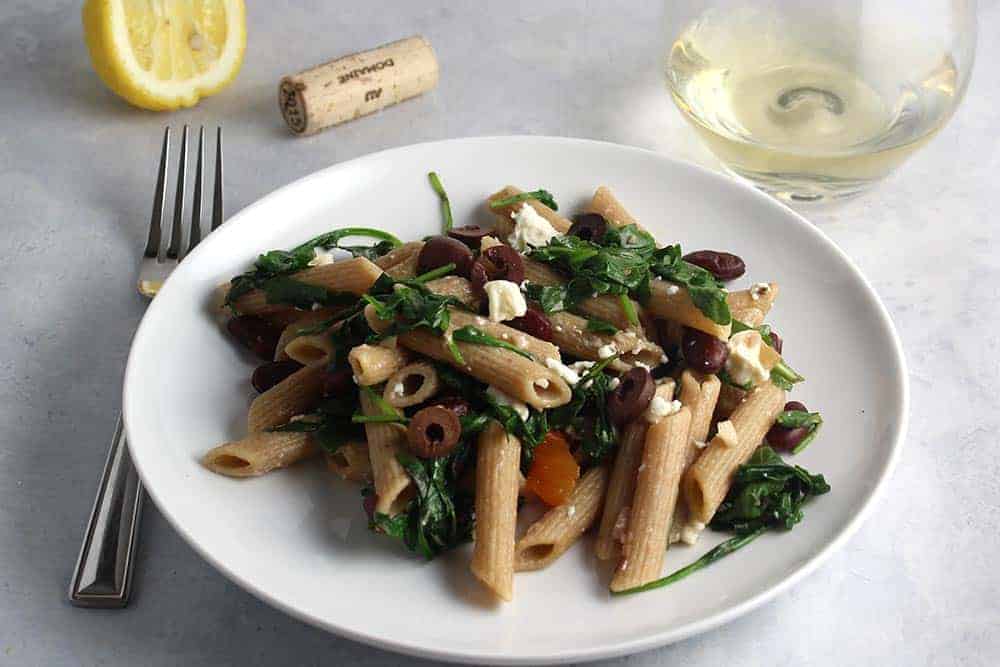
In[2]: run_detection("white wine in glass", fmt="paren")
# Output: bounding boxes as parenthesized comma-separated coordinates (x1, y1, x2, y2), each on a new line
(665, 1, 977, 203)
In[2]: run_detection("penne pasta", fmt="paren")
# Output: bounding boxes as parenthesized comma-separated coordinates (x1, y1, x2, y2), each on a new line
(201, 431, 318, 477)
(283, 331, 336, 367)
(424, 275, 481, 310)
(727, 282, 779, 327)
(384, 252, 420, 280)
(595, 381, 675, 560)
(273, 308, 339, 360)
(470, 421, 521, 601)
(684, 381, 786, 523)
(325, 441, 372, 483)
(548, 311, 664, 371)
(365, 306, 570, 409)
(586, 186, 644, 231)
(514, 465, 609, 571)
(248, 364, 325, 432)
(382, 361, 440, 408)
(375, 241, 424, 270)
(610, 406, 692, 592)
(646, 278, 732, 340)
(359, 389, 414, 516)
(348, 343, 410, 386)
(230, 256, 383, 315)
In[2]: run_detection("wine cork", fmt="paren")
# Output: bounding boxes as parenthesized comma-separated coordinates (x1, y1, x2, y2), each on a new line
(279, 36, 439, 136)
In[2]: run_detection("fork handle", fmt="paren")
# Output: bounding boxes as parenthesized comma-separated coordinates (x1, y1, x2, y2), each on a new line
(68, 415, 144, 608)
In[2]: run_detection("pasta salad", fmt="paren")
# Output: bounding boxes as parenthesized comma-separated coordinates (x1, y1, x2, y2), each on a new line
(203, 178, 829, 601)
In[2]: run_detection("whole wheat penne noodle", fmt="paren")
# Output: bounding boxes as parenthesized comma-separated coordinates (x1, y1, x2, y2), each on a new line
(364, 305, 570, 408)
(325, 441, 372, 483)
(471, 421, 521, 601)
(595, 380, 675, 560)
(523, 256, 566, 287)
(348, 344, 410, 386)
(684, 381, 786, 523)
(384, 252, 420, 280)
(668, 371, 721, 545)
(374, 241, 424, 270)
(359, 389, 414, 516)
(727, 282, 779, 327)
(248, 364, 325, 432)
(382, 362, 440, 407)
(647, 278, 732, 340)
(283, 332, 336, 367)
(586, 186, 644, 231)
(230, 256, 383, 315)
(487, 185, 573, 240)
(514, 465, 609, 571)
(424, 275, 481, 310)
(715, 382, 746, 420)
(202, 431, 317, 477)
(448, 310, 559, 363)
(610, 406, 692, 592)
(547, 311, 663, 372)
(274, 308, 339, 360)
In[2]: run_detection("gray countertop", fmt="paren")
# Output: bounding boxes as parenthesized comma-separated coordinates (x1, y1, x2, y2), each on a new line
(2, 1, 998, 665)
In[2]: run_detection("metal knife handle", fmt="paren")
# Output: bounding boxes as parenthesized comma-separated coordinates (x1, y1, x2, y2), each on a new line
(68, 416, 144, 608)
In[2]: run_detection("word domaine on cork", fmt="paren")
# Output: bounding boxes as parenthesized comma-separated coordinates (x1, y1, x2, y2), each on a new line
(279, 36, 439, 136)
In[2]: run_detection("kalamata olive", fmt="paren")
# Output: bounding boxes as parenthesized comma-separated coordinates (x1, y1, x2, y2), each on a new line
(470, 245, 525, 294)
(227, 315, 283, 360)
(448, 224, 494, 249)
(429, 395, 471, 419)
(681, 327, 729, 374)
(251, 359, 304, 393)
(765, 401, 810, 450)
(607, 367, 655, 425)
(768, 329, 784, 354)
(362, 491, 377, 521)
(418, 235, 474, 278)
(507, 304, 554, 341)
(406, 405, 462, 458)
(683, 250, 746, 281)
(568, 213, 608, 243)
(319, 366, 354, 398)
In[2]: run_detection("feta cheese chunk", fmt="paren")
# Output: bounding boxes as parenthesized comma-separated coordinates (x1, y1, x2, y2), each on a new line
(545, 357, 582, 385)
(750, 282, 771, 301)
(483, 279, 527, 322)
(679, 521, 705, 545)
(507, 203, 559, 252)
(645, 396, 682, 423)
(724, 330, 771, 387)
(307, 247, 337, 266)
(486, 385, 529, 421)
(597, 343, 617, 359)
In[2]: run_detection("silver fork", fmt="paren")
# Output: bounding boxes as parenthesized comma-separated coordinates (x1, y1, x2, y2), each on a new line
(68, 125, 224, 608)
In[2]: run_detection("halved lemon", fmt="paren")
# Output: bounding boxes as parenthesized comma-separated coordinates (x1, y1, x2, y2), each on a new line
(82, 0, 246, 111)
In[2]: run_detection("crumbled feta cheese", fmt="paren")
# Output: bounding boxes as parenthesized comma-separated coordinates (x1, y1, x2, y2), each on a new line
(724, 330, 771, 387)
(645, 397, 682, 423)
(568, 361, 595, 374)
(660, 353, 669, 363)
(307, 247, 336, 266)
(608, 377, 621, 390)
(507, 203, 559, 252)
(483, 279, 527, 323)
(566, 505, 576, 518)
(486, 385, 529, 421)
(311, 302, 324, 311)
(693, 439, 708, 450)
(352, 375, 360, 384)
(665, 284, 680, 296)
(679, 521, 705, 545)
(750, 282, 771, 301)
(554, 325, 563, 332)
(545, 357, 582, 385)
(715, 420, 738, 448)
(598, 343, 617, 359)
(391, 382, 405, 396)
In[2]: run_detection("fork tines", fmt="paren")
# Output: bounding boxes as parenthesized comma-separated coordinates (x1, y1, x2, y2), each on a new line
(143, 125, 224, 262)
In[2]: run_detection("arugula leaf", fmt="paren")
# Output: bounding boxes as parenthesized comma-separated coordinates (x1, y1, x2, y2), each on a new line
(225, 227, 401, 308)
(649, 245, 731, 325)
(427, 172, 454, 233)
(259, 276, 358, 310)
(546, 355, 619, 462)
(451, 326, 534, 360)
(370, 452, 474, 559)
(524, 283, 568, 313)
(270, 393, 363, 455)
(774, 410, 824, 454)
(489, 189, 559, 211)
(585, 318, 618, 335)
(353, 386, 408, 425)
(612, 446, 829, 595)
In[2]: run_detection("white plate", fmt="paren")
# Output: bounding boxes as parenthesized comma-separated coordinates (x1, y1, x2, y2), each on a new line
(123, 137, 908, 665)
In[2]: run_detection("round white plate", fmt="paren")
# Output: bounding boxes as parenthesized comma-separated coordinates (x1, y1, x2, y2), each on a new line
(124, 137, 907, 664)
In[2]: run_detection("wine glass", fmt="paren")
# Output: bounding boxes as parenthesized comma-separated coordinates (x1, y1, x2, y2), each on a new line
(664, 0, 978, 203)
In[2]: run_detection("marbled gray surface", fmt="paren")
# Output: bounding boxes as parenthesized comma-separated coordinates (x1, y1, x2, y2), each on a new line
(1, 1, 998, 665)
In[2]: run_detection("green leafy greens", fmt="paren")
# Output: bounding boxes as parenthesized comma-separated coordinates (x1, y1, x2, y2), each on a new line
(545, 356, 619, 462)
(225, 227, 402, 308)
(451, 325, 534, 361)
(489, 189, 559, 211)
(270, 393, 363, 455)
(352, 386, 408, 425)
(427, 171, 453, 233)
(773, 410, 824, 454)
(612, 446, 830, 595)
(648, 245, 731, 325)
(585, 318, 618, 335)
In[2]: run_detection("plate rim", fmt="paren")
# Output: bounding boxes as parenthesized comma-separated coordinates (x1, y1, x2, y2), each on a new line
(123, 135, 909, 665)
